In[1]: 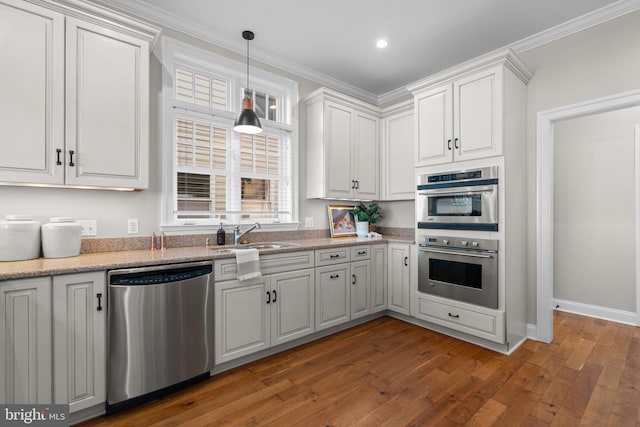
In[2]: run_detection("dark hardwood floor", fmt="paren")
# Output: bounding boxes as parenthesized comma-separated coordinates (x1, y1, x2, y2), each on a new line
(80, 311, 640, 426)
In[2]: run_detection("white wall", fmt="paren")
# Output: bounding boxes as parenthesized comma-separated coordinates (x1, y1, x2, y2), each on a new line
(553, 107, 639, 312)
(520, 10, 640, 323)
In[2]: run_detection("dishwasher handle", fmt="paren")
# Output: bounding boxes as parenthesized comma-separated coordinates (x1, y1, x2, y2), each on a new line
(109, 261, 213, 286)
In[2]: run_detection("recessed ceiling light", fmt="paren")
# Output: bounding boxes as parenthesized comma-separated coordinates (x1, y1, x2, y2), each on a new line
(376, 39, 388, 49)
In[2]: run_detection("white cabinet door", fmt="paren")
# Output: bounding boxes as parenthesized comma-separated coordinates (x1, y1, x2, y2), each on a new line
(414, 84, 453, 167)
(353, 112, 379, 199)
(350, 260, 371, 319)
(325, 102, 354, 198)
(215, 277, 270, 364)
(0, 277, 52, 404)
(370, 244, 387, 313)
(270, 269, 315, 346)
(65, 17, 149, 189)
(53, 272, 106, 413)
(315, 264, 350, 331)
(382, 108, 414, 200)
(388, 243, 410, 315)
(0, 0, 64, 185)
(453, 67, 502, 162)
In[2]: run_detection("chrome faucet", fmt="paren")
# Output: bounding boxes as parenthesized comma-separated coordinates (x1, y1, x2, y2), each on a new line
(233, 222, 261, 245)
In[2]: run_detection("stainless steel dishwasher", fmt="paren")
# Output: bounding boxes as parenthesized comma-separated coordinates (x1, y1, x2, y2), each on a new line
(107, 260, 214, 413)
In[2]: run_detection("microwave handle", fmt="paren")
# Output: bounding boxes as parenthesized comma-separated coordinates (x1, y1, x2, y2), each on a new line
(419, 247, 494, 259)
(417, 187, 495, 196)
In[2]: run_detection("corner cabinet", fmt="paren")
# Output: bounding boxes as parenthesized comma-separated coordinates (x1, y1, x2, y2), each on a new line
(0, 0, 158, 189)
(380, 102, 415, 200)
(409, 50, 532, 167)
(305, 88, 380, 200)
(0, 277, 52, 404)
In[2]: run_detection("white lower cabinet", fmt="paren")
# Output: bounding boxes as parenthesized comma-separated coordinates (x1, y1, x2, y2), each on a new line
(0, 277, 52, 404)
(53, 272, 106, 413)
(315, 263, 351, 331)
(414, 294, 505, 344)
(350, 260, 371, 320)
(370, 244, 387, 313)
(388, 243, 411, 315)
(215, 268, 315, 364)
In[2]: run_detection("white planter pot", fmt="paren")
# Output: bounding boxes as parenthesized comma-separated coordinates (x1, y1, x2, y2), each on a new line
(356, 221, 369, 237)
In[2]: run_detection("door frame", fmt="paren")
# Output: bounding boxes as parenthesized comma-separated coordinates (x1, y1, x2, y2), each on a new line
(536, 89, 640, 343)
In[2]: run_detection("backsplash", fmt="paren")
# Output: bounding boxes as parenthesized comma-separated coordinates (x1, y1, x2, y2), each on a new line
(80, 227, 414, 253)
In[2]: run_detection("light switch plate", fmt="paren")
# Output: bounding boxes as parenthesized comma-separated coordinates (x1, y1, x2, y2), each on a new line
(78, 220, 97, 236)
(304, 217, 314, 228)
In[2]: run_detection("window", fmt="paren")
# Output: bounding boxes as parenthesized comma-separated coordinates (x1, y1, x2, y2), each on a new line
(161, 39, 298, 228)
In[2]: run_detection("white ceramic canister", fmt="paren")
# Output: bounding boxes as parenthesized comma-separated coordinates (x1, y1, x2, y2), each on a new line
(0, 215, 41, 261)
(41, 217, 82, 259)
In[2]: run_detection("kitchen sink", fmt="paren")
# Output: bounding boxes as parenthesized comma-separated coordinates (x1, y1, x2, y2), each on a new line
(243, 242, 302, 250)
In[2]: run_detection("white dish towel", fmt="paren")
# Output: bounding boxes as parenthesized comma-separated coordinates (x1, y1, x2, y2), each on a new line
(234, 248, 262, 281)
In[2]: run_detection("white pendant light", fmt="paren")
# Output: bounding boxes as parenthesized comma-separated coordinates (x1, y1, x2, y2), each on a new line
(234, 30, 263, 134)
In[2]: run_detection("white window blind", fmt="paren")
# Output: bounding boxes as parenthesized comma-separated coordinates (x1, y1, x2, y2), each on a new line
(163, 43, 298, 228)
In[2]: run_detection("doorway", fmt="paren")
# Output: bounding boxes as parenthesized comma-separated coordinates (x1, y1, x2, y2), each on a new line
(536, 89, 640, 343)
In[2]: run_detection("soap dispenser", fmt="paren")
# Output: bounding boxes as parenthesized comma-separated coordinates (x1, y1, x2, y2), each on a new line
(216, 223, 226, 245)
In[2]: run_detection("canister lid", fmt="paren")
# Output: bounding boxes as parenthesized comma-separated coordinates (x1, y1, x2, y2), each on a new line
(49, 217, 75, 223)
(5, 214, 34, 221)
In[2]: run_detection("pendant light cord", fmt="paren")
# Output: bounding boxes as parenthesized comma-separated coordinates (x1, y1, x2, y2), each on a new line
(246, 38, 250, 99)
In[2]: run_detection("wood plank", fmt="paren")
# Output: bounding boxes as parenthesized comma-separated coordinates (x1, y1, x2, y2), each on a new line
(78, 312, 640, 427)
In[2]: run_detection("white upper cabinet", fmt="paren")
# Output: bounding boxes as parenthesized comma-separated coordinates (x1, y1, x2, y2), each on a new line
(0, 0, 64, 185)
(306, 88, 380, 200)
(65, 17, 150, 188)
(381, 102, 414, 200)
(0, 0, 158, 190)
(410, 50, 532, 167)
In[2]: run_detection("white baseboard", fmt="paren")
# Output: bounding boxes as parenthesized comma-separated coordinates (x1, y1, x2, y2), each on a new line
(553, 298, 637, 326)
(527, 323, 538, 340)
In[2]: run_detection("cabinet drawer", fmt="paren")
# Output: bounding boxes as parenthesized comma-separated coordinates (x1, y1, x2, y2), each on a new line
(215, 250, 314, 282)
(350, 245, 370, 261)
(416, 296, 505, 343)
(315, 247, 350, 266)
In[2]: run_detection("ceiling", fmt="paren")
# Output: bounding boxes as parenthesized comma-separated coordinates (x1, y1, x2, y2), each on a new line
(95, 0, 638, 103)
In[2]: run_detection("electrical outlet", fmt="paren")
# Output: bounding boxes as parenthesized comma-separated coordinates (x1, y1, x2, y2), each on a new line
(304, 217, 314, 228)
(127, 218, 139, 234)
(78, 220, 97, 236)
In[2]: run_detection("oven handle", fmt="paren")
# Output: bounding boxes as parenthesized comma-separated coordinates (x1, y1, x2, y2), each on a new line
(418, 186, 495, 196)
(419, 247, 495, 259)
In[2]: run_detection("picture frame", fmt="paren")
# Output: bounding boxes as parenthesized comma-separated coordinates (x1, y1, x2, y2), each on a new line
(327, 205, 357, 238)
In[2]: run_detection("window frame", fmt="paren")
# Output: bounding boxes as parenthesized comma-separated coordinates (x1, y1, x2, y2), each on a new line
(160, 37, 299, 231)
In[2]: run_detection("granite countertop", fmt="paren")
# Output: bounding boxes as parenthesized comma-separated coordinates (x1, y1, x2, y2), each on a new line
(0, 236, 414, 281)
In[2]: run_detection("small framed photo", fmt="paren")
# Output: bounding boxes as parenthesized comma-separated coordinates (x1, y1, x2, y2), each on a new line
(327, 205, 356, 238)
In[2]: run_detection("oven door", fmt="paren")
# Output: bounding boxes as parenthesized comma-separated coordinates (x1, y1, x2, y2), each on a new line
(418, 246, 498, 309)
(417, 184, 498, 231)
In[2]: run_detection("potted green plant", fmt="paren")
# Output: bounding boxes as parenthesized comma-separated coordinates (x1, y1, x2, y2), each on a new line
(351, 203, 382, 237)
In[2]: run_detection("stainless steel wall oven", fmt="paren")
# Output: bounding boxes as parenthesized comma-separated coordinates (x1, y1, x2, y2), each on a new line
(418, 236, 498, 309)
(417, 166, 498, 232)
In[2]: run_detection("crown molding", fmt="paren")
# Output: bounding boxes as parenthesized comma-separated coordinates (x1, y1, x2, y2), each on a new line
(91, 0, 640, 107)
(509, 0, 640, 53)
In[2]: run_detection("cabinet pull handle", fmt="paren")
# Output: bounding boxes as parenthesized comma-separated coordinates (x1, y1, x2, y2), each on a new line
(404, 256, 408, 267)
(448, 313, 460, 319)
(454, 138, 459, 149)
(330, 274, 340, 279)
(351, 180, 355, 189)
(96, 293, 103, 311)
(357, 251, 366, 255)
(68, 150, 75, 167)
(266, 291, 271, 304)
(329, 254, 340, 259)
(56, 149, 62, 166)
(447, 139, 452, 150)
(272, 290, 277, 303)
(352, 274, 356, 285)
(355, 180, 359, 190)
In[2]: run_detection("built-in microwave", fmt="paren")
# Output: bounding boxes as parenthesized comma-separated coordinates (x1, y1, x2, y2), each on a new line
(416, 166, 498, 232)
